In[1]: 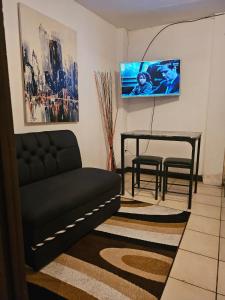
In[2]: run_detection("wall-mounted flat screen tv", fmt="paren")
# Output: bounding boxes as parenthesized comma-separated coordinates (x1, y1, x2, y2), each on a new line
(120, 59, 180, 98)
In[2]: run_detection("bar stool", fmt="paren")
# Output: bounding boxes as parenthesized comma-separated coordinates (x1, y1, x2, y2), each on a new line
(132, 155, 163, 200)
(162, 157, 192, 207)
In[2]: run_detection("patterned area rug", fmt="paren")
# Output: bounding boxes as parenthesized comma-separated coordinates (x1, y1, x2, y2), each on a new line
(27, 199, 190, 300)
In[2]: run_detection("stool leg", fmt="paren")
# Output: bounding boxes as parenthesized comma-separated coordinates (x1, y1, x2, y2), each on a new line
(132, 162, 135, 197)
(159, 162, 162, 192)
(155, 165, 158, 200)
(162, 165, 167, 200)
(137, 163, 140, 188)
(165, 166, 168, 193)
(188, 168, 193, 209)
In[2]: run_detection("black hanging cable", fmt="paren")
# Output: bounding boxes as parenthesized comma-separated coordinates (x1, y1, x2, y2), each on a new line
(150, 97, 156, 134)
(127, 97, 156, 156)
(142, 97, 155, 154)
(141, 12, 225, 61)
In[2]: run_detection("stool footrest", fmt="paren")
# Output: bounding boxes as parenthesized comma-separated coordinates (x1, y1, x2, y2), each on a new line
(167, 183, 190, 187)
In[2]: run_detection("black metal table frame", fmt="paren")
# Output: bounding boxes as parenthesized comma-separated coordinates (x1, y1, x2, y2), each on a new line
(121, 131, 202, 209)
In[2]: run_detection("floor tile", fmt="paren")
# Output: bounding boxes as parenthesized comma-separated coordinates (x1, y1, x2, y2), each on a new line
(160, 192, 187, 202)
(159, 199, 188, 211)
(133, 187, 156, 198)
(161, 277, 215, 300)
(170, 178, 186, 184)
(166, 184, 188, 194)
(222, 197, 225, 208)
(139, 180, 156, 189)
(222, 208, 225, 221)
(193, 193, 221, 207)
(133, 194, 160, 205)
(180, 229, 219, 259)
(190, 202, 221, 219)
(220, 238, 225, 262)
(187, 214, 220, 236)
(221, 221, 225, 238)
(123, 188, 161, 205)
(217, 294, 225, 300)
(218, 261, 225, 295)
(197, 184, 222, 197)
(139, 174, 155, 181)
(170, 249, 217, 292)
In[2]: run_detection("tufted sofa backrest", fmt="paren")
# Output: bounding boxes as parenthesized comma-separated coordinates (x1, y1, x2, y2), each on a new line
(15, 130, 82, 186)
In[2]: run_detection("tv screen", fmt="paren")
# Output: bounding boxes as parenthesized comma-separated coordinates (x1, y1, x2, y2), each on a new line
(120, 59, 180, 98)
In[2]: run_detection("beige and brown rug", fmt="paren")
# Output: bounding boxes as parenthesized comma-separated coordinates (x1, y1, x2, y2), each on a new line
(27, 199, 190, 300)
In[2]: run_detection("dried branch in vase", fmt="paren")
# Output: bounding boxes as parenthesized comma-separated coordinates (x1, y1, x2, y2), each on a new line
(94, 71, 118, 171)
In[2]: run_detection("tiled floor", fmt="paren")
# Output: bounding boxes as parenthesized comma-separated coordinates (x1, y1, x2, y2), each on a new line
(124, 173, 225, 300)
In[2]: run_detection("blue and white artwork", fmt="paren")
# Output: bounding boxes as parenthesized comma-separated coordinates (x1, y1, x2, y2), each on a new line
(19, 4, 79, 123)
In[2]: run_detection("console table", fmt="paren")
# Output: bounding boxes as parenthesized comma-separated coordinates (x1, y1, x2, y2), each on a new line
(121, 130, 202, 208)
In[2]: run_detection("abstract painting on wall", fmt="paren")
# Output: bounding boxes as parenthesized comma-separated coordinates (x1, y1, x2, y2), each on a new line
(18, 4, 79, 123)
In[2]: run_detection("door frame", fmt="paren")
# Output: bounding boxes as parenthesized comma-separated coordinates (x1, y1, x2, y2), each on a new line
(0, 1, 28, 299)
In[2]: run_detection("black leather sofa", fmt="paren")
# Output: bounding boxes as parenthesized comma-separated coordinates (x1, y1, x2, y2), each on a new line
(15, 130, 121, 270)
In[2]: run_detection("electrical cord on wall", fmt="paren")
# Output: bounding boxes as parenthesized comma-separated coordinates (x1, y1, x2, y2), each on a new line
(141, 11, 225, 61)
(126, 97, 155, 156)
(142, 97, 155, 154)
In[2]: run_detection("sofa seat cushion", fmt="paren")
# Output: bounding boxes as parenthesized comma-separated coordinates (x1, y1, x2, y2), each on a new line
(20, 167, 121, 245)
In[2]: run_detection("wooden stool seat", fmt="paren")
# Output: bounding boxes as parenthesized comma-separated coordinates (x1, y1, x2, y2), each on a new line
(164, 157, 192, 168)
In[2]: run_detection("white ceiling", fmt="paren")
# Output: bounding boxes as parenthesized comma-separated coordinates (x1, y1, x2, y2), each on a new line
(74, 0, 225, 30)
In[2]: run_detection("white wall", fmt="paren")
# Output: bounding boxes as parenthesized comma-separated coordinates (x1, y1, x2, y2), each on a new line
(2, 0, 123, 169)
(3, 0, 225, 184)
(204, 14, 225, 185)
(114, 28, 129, 166)
(125, 17, 225, 185)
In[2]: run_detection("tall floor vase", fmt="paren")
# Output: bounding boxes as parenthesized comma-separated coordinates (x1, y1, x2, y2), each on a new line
(94, 71, 117, 171)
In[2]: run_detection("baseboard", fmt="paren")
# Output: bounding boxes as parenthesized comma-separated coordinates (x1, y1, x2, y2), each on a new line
(116, 167, 203, 182)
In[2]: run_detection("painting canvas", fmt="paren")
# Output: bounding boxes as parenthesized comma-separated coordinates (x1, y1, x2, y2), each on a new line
(18, 4, 79, 123)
